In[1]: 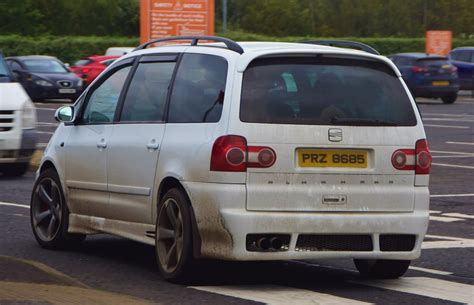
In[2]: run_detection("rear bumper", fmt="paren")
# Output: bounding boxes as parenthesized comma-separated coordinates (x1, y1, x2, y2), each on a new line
(0, 128, 37, 164)
(183, 181, 430, 261)
(25, 85, 82, 101)
(412, 85, 460, 97)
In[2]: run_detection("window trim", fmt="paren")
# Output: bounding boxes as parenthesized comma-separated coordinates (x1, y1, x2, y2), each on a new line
(75, 57, 136, 126)
(114, 53, 180, 124)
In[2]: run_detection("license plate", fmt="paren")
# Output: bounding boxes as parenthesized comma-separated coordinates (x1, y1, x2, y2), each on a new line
(298, 149, 368, 168)
(432, 81, 449, 86)
(59, 88, 76, 94)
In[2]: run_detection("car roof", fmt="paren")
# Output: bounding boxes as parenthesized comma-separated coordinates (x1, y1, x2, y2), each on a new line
(391, 52, 447, 59)
(8, 55, 59, 61)
(451, 47, 474, 51)
(87, 55, 120, 61)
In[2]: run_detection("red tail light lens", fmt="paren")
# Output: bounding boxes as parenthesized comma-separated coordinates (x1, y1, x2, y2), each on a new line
(391, 149, 415, 170)
(81, 68, 90, 73)
(411, 66, 428, 73)
(415, 139, 432, 174)
(211, 135, 247, 172)
(391, 139, 431, 174)
(248, 147, 276, 168)
(211, 136, 276, 172)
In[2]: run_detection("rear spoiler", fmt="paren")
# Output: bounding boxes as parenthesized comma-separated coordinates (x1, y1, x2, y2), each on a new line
(301, 40, 380, 55)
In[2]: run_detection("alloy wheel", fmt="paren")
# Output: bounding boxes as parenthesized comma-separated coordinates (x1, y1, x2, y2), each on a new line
(31, 178, 62, 241)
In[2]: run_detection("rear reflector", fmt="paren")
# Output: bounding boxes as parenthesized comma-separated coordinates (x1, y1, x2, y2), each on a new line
(211, 135, 276, 172)
(391, 139, 431, 174)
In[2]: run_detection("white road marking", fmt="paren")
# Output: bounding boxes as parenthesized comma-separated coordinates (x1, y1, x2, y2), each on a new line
(446, 141, 474, 146)
(37, 122, 58, 126)
(408, 266, 453, 276)
(36, 131, 54, 135)
(442, 213, 474, 220)
(190, 285, 371, 305)
(422, 239, 474, 249)
(429, 215, 463, 222)
(35, 107, 57, 111)
(430, 193, 474, 198)
(429, 210, 441, 214)
(425, 234, 468, 241)
(37, 143, 48, 148)
(432, 155, 474, 158)
(431, 150, 474, 155)
(422, 113, 474, 118)
(423, 118, 474, 122)
(0, 202, 29, 209)
(354, 277, 473, 304)
(423, 124, 469, 129)
(432, 163, 474, 169)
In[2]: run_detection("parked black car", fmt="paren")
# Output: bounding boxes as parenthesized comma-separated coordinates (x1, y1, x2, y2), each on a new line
(5, 55, 83, 102)
(388, 53, 460, 104)
(448, 47, 474, 90)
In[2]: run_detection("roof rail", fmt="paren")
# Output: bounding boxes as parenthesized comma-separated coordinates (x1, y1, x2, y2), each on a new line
(133, 36, 244, 54)
(301, 40, 380, 55)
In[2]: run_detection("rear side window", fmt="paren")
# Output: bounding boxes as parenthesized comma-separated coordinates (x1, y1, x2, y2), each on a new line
(452, 51, 473, 63)
(74, 59, 93, 66)
(120, 61, 175, 122)
(168, 54, 227, 123)
(240, 56, 417, 126)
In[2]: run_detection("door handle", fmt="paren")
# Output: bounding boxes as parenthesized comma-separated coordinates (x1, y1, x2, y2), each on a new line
(97, 138, 107, 149)
(147, 139, 160, 150)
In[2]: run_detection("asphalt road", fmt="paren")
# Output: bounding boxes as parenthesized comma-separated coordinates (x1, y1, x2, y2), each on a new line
(0, 97, 473, 305)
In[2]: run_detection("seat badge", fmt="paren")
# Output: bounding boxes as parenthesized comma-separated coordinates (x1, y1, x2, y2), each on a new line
(328, 128, 342, 142)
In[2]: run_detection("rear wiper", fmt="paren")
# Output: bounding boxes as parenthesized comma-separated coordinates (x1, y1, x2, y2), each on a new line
(331, 117, 398, 126)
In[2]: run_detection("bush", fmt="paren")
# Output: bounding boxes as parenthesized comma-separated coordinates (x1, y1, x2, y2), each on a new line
(0, 35, 138, 64)
(1, 33, 473, 63)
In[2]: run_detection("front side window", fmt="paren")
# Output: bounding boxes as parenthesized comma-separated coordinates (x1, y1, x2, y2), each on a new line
(120, 61, 176, 122)
(240, 56, 417, 126)
(168, 54, 228, 123)
(23, 59, 68, 73)
(81, 65, 131, 124)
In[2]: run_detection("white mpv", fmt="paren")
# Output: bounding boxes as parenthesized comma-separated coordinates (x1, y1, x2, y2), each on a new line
(31, 37, 431, 282)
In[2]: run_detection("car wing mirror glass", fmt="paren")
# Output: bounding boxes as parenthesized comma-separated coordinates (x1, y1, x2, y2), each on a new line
(55, 106, 75, 123)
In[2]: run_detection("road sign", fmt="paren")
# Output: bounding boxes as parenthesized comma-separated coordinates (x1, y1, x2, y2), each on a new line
(140, 0, 215, 44)
(426, 31, 452, 56)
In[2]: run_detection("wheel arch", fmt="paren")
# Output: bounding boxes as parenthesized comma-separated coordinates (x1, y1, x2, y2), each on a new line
(156, 176, 202, 258)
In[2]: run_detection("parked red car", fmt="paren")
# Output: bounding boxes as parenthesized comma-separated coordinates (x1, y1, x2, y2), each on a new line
(70, 55, 119, 86)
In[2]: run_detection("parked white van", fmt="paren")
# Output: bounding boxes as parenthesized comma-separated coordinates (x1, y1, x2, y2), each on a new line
(0, 51, 37, 177)
(31, 37, 431, 282)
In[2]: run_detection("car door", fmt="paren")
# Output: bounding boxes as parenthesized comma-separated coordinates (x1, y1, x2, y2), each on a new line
(106, 54, 178, 223)
(65, 59, 134, 217)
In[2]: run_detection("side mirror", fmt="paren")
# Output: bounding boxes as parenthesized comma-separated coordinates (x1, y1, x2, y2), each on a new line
(55, 106, 75, 123)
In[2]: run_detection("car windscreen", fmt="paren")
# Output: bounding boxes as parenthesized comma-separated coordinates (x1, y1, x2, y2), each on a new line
(23, 59, 68, 73)
(240, 56, 417, 126)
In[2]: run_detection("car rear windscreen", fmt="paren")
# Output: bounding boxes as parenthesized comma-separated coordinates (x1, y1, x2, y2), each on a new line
(240, 56, 417, 126)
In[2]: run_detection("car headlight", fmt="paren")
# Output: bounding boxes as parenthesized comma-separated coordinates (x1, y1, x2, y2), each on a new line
(35, 79, 53, 86)
(22, 102, 37, 129)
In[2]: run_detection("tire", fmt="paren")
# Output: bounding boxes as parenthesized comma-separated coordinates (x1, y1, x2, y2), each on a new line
(30, 168, 86, 249)
(0, 163, 29, 177)
(155, 188, 194, 283)
(354, 259, 410, 279)
(442, 94, 457, 104)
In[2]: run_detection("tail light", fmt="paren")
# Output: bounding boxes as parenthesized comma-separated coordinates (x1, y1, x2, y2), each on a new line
(81, 68, 90, 74)
(211, 135, 276, 172)
(411, 66, 428, 73)
(391, 139, 431, 174)
(415, 139, 432, 174)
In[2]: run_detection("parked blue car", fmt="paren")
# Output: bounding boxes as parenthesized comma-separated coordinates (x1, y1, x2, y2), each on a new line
(448, 47, 474, 90)
(388, 53, 460, 104)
